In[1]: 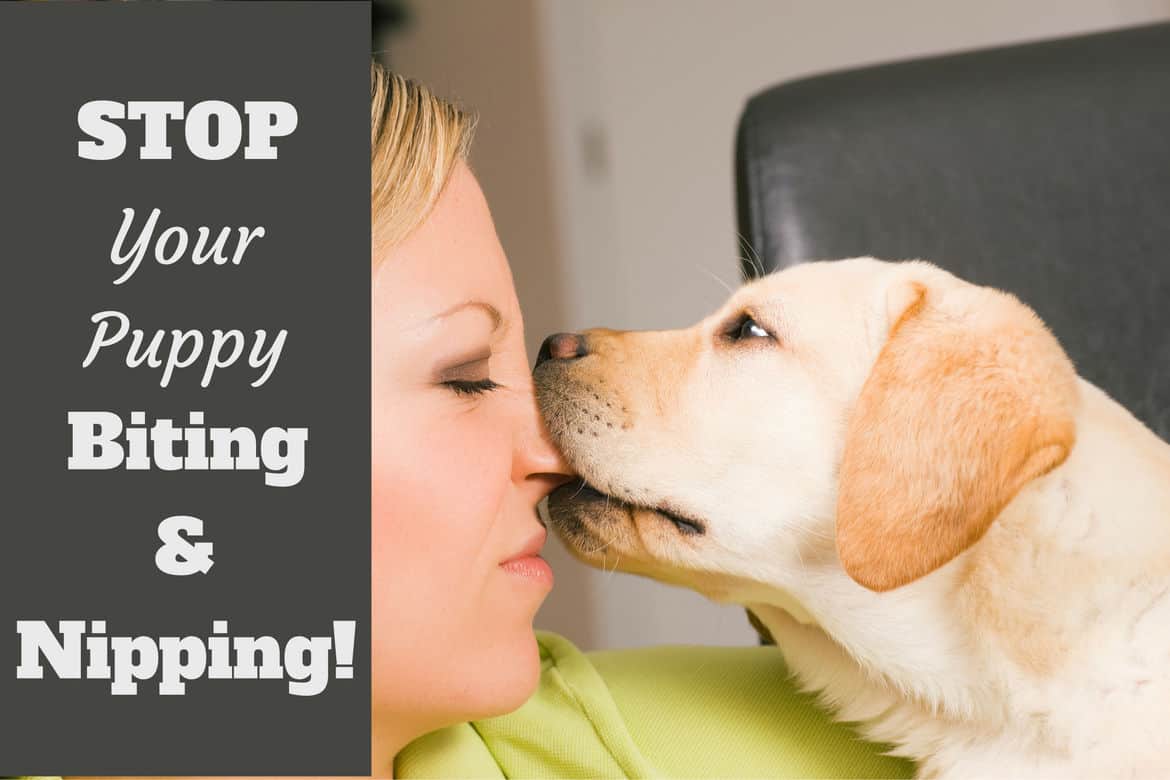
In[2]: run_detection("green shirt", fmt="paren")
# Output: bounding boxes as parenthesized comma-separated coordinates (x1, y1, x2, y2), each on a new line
(396, 632, 914, 779)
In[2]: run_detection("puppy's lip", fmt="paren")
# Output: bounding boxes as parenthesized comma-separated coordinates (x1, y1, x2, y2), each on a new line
(551, 480, 706, 537)
(574, 482, 610, 502)
(655, 503, 706, 536)
(549, 480, 614, 506)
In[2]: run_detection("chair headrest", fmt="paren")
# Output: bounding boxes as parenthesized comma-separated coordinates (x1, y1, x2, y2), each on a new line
(735, 23, 1170, 439)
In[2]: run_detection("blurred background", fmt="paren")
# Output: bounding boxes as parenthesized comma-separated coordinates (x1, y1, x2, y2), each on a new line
(374, 0, 1170, 651)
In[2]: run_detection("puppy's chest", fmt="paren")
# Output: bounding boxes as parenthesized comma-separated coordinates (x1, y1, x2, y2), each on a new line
(763, 612, 993, 764)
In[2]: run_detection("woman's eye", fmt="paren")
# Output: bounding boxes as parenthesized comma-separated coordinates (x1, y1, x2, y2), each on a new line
(437, 356, 500, 397)
(443, 378, 501, 396)
(732, 316, 771, 341)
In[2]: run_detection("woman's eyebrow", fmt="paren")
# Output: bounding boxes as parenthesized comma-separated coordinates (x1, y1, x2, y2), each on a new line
(431, 300, 504, 332)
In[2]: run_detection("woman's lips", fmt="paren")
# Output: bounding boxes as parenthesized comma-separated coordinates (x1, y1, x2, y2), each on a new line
(500, 528, 554, 587)
(500, 555, 554, 586)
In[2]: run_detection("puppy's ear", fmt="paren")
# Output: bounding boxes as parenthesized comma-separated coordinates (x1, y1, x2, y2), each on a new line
(836, 269, 1078, 591)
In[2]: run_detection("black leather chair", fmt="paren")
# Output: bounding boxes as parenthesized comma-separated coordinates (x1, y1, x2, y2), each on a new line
(735, 22, 1170, 441)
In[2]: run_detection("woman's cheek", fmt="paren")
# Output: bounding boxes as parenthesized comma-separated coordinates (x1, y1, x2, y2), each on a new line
(371, 401, 512, 614)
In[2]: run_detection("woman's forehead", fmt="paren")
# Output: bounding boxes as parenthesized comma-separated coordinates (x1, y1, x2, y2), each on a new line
(373, 164, 517, 327)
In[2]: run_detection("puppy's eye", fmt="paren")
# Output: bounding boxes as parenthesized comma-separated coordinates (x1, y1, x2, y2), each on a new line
(724, 314, 773, 342)
(738, 318, 770, 339)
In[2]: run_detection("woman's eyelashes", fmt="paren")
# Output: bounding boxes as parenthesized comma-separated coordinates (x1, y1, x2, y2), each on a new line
(444, 377, 501, 396)
(437, 355, 502, 397)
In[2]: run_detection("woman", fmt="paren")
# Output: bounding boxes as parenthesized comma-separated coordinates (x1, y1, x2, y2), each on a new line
(371, 62, 911, 778)
(370, 60, 570, 763)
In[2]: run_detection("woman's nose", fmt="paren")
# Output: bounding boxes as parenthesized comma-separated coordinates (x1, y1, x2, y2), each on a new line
(513, 391, 574, 489)
(535, 332, 588, 367)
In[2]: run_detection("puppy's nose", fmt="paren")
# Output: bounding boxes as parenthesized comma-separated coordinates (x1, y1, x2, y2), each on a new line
(536, 332, 588, 367)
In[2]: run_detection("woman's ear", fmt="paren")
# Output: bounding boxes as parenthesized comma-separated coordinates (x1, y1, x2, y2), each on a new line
(836, 269, 1079, 592)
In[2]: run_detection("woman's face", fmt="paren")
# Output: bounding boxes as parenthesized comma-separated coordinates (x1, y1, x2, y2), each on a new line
(371, 162, 568, 736)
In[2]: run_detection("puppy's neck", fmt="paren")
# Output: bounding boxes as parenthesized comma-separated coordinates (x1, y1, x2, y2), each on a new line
(1012, 379, 1170, 562)
(957, 379, 1170, 676)
(754, 378, 1170, 740)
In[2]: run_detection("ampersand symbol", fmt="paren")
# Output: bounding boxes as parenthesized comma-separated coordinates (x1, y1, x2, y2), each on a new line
(155, 515, 215, 575)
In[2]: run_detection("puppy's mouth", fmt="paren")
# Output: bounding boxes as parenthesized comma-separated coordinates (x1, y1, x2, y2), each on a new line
(552, 480, 707, 537)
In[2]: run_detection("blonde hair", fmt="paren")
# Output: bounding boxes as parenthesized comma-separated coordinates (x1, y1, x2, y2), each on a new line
(371, 61, 476, 255)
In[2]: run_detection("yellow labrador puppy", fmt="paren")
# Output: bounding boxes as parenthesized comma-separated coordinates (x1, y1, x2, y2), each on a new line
(534, 258, 1170, 779)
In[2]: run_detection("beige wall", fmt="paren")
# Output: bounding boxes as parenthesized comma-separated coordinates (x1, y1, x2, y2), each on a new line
(379, 0, 595, 648)
(381, 0, 566, 360)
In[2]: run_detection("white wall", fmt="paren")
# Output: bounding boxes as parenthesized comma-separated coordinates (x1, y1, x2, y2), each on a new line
(535, 0, 1170, 649)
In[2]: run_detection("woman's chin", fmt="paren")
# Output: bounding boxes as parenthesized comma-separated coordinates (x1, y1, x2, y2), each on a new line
(464, 628, 543, 720)
(490, 559, 555, 628)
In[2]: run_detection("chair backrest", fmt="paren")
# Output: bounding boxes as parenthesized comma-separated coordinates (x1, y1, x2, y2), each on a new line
(735, 23, 1170, 440)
